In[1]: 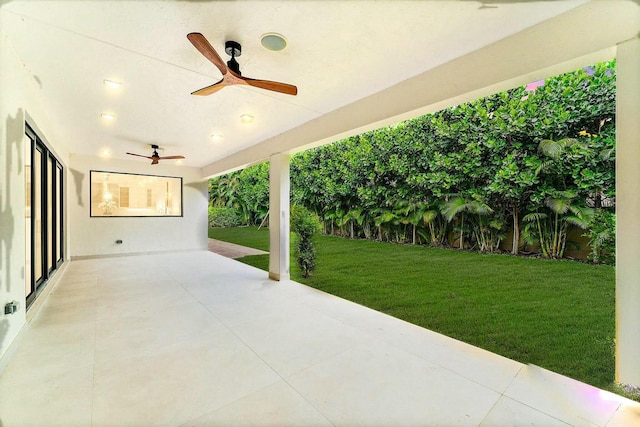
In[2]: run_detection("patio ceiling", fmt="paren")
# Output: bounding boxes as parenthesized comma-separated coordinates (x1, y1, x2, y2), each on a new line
(0, 1, 636, 174)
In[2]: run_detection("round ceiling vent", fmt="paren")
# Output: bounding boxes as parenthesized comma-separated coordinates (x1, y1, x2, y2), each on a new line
(260, 33, 288, 52)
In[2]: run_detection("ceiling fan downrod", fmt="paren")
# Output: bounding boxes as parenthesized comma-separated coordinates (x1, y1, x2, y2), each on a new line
(225, 40, 242, 75)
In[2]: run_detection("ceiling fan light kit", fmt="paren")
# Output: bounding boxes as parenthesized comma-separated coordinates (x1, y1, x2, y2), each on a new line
(187, 32, 297, 96)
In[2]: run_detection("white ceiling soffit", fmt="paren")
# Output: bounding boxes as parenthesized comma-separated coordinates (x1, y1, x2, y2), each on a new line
(1, 1, 637, 175)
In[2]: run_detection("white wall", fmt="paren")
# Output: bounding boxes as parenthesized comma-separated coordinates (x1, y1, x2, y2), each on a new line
(0, 24, 207, 362)
(0, 24, 25, 362)
(0, 25, 69, 360)
(68, 154, 208, 258)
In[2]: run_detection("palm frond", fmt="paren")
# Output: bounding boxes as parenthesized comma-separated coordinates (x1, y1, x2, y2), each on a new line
(538, 139, 563, 159)
(523, 212, 548, 222)
(440, 196, 467, 222)
(422, 210, 438, 224)
(545, 197, 571, 214)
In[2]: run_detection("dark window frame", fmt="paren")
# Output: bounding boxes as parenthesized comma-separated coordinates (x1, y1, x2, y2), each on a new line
(25, 123, 64, 309)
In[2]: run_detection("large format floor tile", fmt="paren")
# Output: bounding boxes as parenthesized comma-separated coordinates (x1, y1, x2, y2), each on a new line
(1, 250, 638, 426)
(182, 381, 333, 427)
(287, 339, 501, 426)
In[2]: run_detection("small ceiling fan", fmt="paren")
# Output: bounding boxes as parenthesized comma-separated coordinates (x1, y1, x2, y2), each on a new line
(187, 32, 297, 96)
(126, 145, 185, 165)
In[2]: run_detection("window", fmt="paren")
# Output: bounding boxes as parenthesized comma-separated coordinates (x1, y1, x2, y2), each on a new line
(25, 124, 64, 308)
(90, 171, 182, 217)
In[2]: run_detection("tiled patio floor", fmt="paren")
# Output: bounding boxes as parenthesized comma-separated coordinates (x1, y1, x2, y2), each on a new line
(1, 251, 638, 426)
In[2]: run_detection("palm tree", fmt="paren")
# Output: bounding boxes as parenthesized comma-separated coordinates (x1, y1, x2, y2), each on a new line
(441, 195, 492, 249)
(397, 200, 428, 245)
(373, 207, 398, 242)
(523, 192, 593, 258)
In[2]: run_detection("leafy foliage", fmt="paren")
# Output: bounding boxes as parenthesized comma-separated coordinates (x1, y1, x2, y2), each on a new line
(208, 206, 242, 228)
(290, 205, 322, 278)
(586, 210, 616, 264)
(209, 61, 617, 263)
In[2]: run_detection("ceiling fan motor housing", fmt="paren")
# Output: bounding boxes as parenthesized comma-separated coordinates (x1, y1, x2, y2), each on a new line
(225, 40, 242, 75)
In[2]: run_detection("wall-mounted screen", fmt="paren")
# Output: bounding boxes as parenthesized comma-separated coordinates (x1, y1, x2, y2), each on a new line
(90, 170, 182, 217)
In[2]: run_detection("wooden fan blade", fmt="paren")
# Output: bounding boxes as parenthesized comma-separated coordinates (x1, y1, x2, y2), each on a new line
(127, 152, 153, 159)
(243, 77, 298, 96)
(158, 155, 185, 160)
(191, 80, 226, 96)
(187, 33, 227, 76)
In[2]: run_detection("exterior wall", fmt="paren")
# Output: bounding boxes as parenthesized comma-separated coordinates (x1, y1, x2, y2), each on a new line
(0, 26, 69, 360)
(68, 154, 208, 258)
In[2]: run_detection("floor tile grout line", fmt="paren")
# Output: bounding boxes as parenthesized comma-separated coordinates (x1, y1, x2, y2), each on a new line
(181, 259, 520, 426)
(477, 393, 575, 427)
(281, 376, 338, 427)
(602, 402, 623, 427)
(293, 280, 531, 397)
(181, 275, 357, 426)
(496, 365, 590, 427)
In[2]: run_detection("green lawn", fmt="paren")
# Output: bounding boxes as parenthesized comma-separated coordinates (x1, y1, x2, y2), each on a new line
(209, 226, 618, 394)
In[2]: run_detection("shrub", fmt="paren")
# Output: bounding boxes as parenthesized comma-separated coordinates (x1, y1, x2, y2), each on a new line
(291, 205, 322, 278)
(586, 210, 615, 264)
(209, 206, 242, 228)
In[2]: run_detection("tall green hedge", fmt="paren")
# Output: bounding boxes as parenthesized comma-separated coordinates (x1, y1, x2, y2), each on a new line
(209, 61, 617, 263)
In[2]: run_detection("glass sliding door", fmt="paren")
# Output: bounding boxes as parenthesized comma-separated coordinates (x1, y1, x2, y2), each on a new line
(34, 145, 43, 286)
(47, 156, 54, 273)
(56, 162, 63, 266)
(25, 124, 64, 308)
(25, 131, 33, 301)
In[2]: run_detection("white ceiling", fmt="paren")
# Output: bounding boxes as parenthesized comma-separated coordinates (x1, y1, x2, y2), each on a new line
(0, 0, 635, 172)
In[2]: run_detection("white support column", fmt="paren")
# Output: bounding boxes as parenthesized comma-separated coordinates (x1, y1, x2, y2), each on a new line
(268, 153, 290, 281)
(616, 36, 640, 387)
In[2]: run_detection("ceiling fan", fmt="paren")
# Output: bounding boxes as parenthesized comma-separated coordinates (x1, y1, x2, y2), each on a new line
(187, 32, 297, 96)
(126, 145, 185, 165)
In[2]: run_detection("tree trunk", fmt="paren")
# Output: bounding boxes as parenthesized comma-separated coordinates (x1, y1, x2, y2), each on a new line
(552, 213, 559, 257)
(429, 223, 436, 245)
(459, 214, 464, 250)
(511, 208, 519, 255)
(412, 224, 416, 245)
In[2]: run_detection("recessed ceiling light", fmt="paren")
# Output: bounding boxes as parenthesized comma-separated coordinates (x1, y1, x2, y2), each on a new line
(210, 134, 223, 142)
(101, 113, 116, 120)
(261, 33, 287, 52)
(103, 79, 123, 89)
(175, 159, 183, 165)
(99, 148, 112, 158)
(240, 114, 254, 123)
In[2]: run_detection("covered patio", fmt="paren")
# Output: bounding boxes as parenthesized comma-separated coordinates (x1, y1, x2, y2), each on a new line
(1, 1, 640, 425)
(1, 250, 638, 426)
